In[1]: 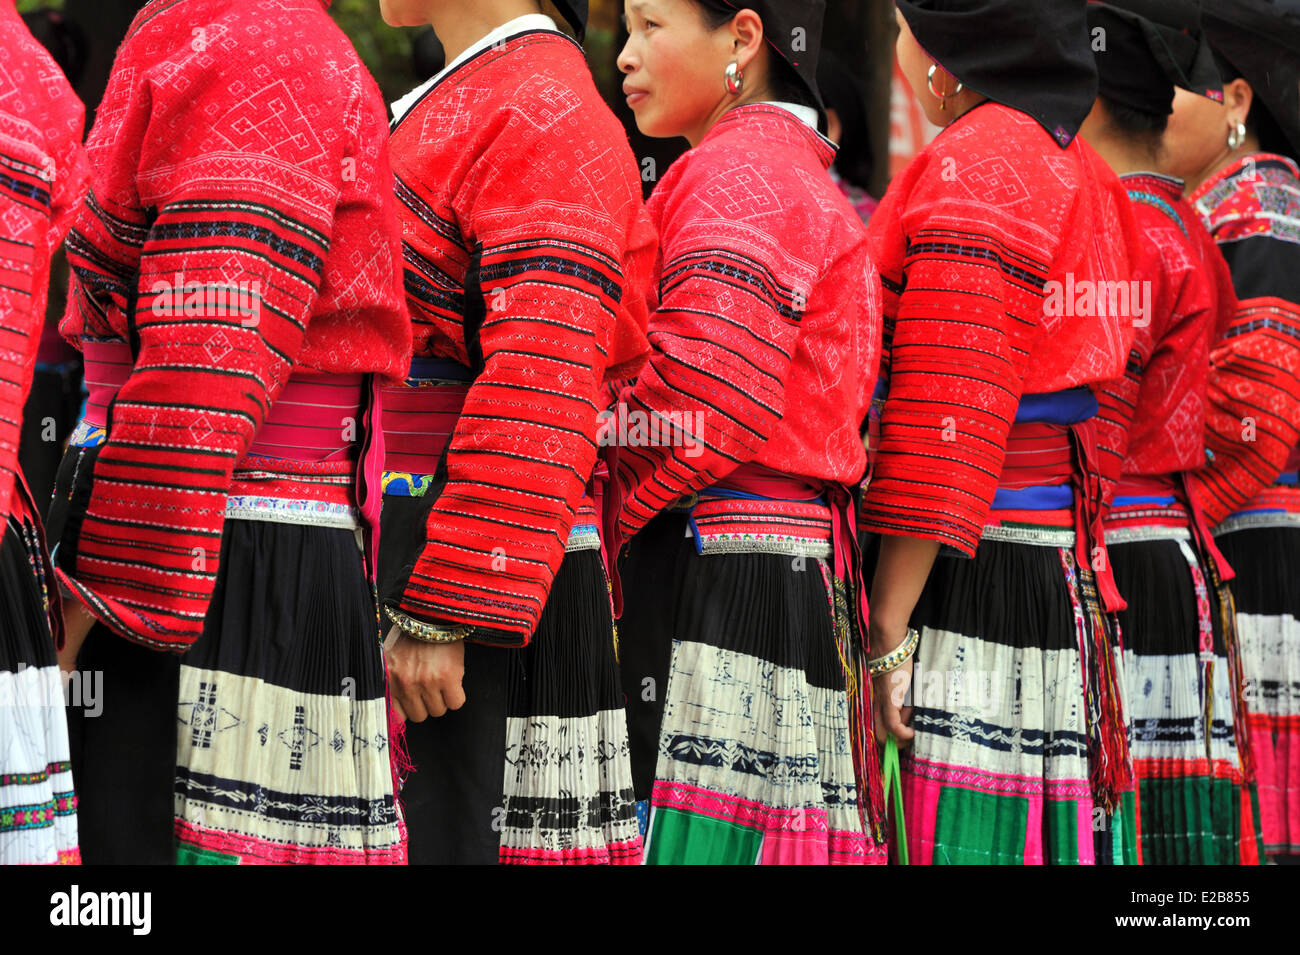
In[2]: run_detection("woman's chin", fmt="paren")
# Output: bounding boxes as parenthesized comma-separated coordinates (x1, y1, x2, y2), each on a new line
(635, 113, 686, 142)
(377, 1, 421, 28)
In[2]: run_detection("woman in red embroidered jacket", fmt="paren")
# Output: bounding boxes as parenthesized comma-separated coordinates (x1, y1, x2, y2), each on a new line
(376, 0, 654, 864)
(0, 0, 89, 865)
(1165, 0, 1300, 860)
(862, 0, 1142, 865)
(1083, 0, 1259, 865)
(614, 0, 887, 865)
(48, 0, 412, 864)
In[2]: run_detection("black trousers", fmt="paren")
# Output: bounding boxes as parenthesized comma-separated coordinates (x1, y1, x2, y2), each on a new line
(66, 623, 181, 865)
(396, 642, 510, 865)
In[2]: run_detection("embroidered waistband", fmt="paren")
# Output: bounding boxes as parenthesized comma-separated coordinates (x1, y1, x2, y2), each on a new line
(1104, 524, 1192, 545)
(380, 361, 472, 477)
(1216, 509, 1300, 535)
(72, 339, 367, 529)
(1223, 483, 1300, 530)
(672, 465, 835, 559)
(980, 523, 1077, 547)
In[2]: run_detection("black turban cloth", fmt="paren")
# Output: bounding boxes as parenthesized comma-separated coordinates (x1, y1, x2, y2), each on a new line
(896, 0, 1098, 148)
(1203, 0, 1300, 157)
(1087, 1, 1222, 116)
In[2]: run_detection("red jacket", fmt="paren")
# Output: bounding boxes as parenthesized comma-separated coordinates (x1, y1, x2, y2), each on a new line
(1096, 173, 1226, 494)
(1186, 154, 1300, 528)
(613, 104, 882, 537)
(57, 0, 409, 650)
(388, 29, 655, 646)
(862, 102, 1138, 556)
(0, 0, 89, 522)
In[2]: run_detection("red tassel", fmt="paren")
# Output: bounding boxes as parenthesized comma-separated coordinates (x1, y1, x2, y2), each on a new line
(1072, 552, 1133, 813)
(855, 661, 888, 845)
(831, 571, 887, 847)
(385, 679, 415, 791)
(1219, 582, 1256, 782)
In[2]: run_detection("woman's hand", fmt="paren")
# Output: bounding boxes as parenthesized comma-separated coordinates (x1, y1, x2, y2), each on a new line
(867, 534, 940, 747)
(870, 622, 916, 747)
(57, 596, 95, 673)
(383, 625, 466, 722)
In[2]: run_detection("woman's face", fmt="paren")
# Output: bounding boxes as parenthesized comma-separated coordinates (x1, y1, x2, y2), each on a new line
(380, 0, 438, 29)
(618, 0, 737, 141)
(895, 7, 948, 128)
(1162, 84, 1241, 185)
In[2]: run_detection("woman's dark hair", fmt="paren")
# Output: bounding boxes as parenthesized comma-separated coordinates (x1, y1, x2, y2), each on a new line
(21, 8, 89, 88)
(817, 50, 874, 190)
(692, 0, 817, 110)
(411, 27, 446, 82)
(1098, 94, 1168, 157)
(1213, 49, 1291, 156)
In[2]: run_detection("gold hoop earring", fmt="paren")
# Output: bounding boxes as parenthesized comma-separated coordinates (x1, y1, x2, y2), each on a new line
(1227, 120, 1247, 150)
(927, 63, 963, 111)
(724, 61, 744, 96)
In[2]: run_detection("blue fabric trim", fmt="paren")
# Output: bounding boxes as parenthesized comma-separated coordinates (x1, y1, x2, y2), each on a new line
(407, 356, 473, 383)
(1014, 388, 1097, 425)
(1112, 495, 1178, 508)
(1128, 190, 1189, 238)
(990, 483, 1074, 510)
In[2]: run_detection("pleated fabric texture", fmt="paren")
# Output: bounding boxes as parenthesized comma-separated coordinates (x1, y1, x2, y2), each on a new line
(1217, 526, 1300, 857)
(172, 518, 405, 864)
(52, 445, 181, 864)
(500, 548, 641, 864)
(884, 538, 1139, 865)
(0, 517, 78, 864)
(381, 493, 642, 865)
(621, 512, 884, 865)
(1112, 537, 1260, 864)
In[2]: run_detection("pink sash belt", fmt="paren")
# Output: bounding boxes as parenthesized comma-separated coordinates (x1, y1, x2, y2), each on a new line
(379, 380, 469, 476)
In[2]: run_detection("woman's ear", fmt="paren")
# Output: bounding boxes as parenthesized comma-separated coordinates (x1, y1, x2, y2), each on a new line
(728, 8, 765, 72)
(826, 107, 843, 145)
(1225, 77, 1255, 126)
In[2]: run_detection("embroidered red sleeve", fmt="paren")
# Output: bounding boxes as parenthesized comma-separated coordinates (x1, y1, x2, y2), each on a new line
(858, 183, 1034, 556)
(1189, 295, 1300, 527)
(396, 127, 652, 647)
(0, 125, 50, 524)
(611, 158, 808, 539)
(0, 53, 88, 524)
(56, 70, 354, 651)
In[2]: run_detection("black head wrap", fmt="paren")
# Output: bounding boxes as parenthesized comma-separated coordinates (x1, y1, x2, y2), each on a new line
(1087, 1, 1221, 116)
(551, 0, 588, 42)
(21, 8, 89, 88)
(895, 0, 1098, 147)
(1203, 0, 1300, 157)
(697, 1, 827, 114)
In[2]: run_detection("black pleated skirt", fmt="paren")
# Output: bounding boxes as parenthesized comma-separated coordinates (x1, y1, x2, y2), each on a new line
(379, 493, 641, 864)
(0, 516, 78, 863)
(860, 535, 1137, 865)
(1110, 536, 1256, 864)
(50, 444, 405, 864)
(1216, 525, 1300, 855)
(619, 511, 880, 865)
